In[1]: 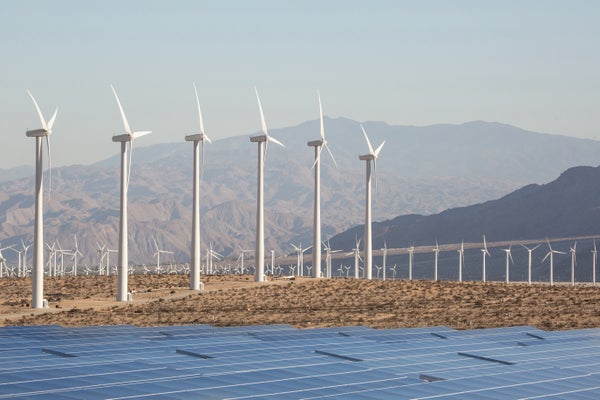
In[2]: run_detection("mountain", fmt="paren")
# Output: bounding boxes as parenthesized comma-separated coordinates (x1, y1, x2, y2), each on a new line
(329, 165, 600, 251)
(1, 119, 600, 267)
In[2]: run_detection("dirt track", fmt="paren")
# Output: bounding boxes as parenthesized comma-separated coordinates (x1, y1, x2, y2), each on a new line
(2, 274, 600, 330)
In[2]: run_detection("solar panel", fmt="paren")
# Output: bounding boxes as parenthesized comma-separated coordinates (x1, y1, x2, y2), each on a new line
(0, 324, 599, 399)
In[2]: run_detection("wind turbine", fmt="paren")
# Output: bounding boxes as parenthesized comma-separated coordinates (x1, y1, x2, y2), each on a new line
(380, 241, 388, 281)
(481, 235, 490, 282)
(153, 237, 174, 271)
(457, 241, 465, 282)
(433, 241, 440, 281)
(358, 124, 385, 280)
(250, 88, 284, 282)
(8, 247, 23, 278)
(0, 244, 15, 278)
(71, 235, 82, 276)
(521, 243, 540, 285)
(570, 241, 577, 286)
(237, 245, 252, 274)
(21, 240, 31, 278)
(323, 240, 341, 278)
(307, 92, 336, 279)
(502, 244, 514, 283)
(408, 245, 415, 281)
(25, 90, 56, 308)
(542, 238, 566, 286)
(346, 237, 362, 279)
(110, 85, 151, 301)
(592, 241, 597, 286)
(185, 82, 211, 290)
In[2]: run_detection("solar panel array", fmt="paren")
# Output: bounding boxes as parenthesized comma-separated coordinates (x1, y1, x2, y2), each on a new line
(1, 323, 599, 399)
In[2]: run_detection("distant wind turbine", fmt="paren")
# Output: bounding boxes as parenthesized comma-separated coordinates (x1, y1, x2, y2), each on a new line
(408, 245, 415, 281)
(502, 244, 513, 283)
(25, 90, 57, 308)
(433, 241, 440, 281)
(592, 241, 597, 286)
(481, 235, 490, 282)
(250, 88, 284, 282)
(185, 82, 211, 291)
(359, 124, 385, 280)
(542, 238, 566, 286)
(308, 92, 336, 279)
(521, 243, 540, 285)
(380, 241, 388, 281)
(110, 85, 151, 301)
(457, 241, 465, 282)
(570, 241, 577, 286)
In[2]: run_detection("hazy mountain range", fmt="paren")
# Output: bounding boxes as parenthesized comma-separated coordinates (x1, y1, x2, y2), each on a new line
(1, 118, 599, 266)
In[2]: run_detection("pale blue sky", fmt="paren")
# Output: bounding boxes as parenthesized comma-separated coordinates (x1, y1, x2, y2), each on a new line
(1, 0, 599, 168)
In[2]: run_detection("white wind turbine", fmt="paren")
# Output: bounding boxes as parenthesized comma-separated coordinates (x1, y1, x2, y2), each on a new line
(359, 124, 385, 280)
(250, 88, 284, 282)
(25, 90, 57, 308)
(110, 85, 151, 301)
(307, 92, 336, 279)
(71, 235, 83, 276)
(237, 245, 252, 274)
(542, 238, 566, 286)
(347, 237, 362, 279)
(8, 247, 23, 278)
(592, 240, 597, 286)
(0, 244, 15, 278)
(408, 245, 415, 281)
(290, 243, 311, 277)
(521, 243, 541, 285)
(502, 244, 514, 283)
(433, 241, 440, 281)
(323, 240, 341, 278)
(21, 240, 32, 278)
(380, 241, 388, 281)
(185, 82, 211, 290)
(457, 241, 465, 282)
(570, 241, 577, 286)
(153, 237, 174, 271)
(481, 235, 490, 282)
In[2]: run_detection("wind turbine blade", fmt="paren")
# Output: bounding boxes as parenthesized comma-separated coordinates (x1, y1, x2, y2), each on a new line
(254, 87, 268, 136)
(360, 124, 374, 155)
(192, 82, 205, 134)
(204, 133, 212, 144)
(46, 108, 58, 132)
(26, 90, 48, 131)
(318, 91, 325, 140)
(45, 135, 52, 192)
(542, 252, 550, 263)
(546, 237, 553, 252)
(374, 140, 385, 157)
(323, 143, 337, 167)
(311, 146, 324, 169)
(268, 135, 285, 148)
(152, 237, 159, 250)
(532, 244, 541, 251)
(111, 85, 131, 135)
(132, 131, 151, 139)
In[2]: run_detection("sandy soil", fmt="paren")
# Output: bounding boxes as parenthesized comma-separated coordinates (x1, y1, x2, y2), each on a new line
(1, 274, 600, 330)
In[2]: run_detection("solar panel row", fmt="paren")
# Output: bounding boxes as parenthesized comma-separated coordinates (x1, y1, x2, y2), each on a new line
(0, 324, 598, 399)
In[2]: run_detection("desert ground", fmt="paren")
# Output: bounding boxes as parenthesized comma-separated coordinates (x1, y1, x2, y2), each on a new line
(1, 274, 600, 330)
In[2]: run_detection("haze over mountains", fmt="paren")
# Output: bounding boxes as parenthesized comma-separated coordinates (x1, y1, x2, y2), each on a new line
(1, 118, 599, 266)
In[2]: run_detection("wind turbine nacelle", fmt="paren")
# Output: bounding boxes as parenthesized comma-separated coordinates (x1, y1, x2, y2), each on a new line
(25, 129, 47, 137)
(250, 134, 267, 143)
(307, 139, 324, 147)
(185, 134, 204, 142)
(112, 134, 132, 142)
(359, 154, 375, 161)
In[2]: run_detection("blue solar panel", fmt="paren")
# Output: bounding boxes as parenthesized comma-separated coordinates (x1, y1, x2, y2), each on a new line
(0, 324, 599, 399)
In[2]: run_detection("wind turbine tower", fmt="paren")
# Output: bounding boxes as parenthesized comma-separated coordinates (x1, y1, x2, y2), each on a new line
(307, 92, 336, 278)
(110, 85, 151, 301)
(250, 88, 284, 282)
(481, 235, 490, 282)
(592, 241, 597, 286)
(25, 90, 57, 308)
(358, 125, 385, 280)
(457, 241, 465, 282)
(502, 244, 513, 283)
(521, 243, 540, 285)
(433, 241, 440, 281)
(185, 82, 211, 291)
(570, 241, 577, 286)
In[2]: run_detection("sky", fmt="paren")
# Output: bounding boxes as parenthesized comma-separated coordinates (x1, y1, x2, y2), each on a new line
(1, 0, 599, 169)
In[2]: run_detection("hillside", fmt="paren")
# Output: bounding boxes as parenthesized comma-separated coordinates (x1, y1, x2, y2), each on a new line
(1, 119, 599, 266)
